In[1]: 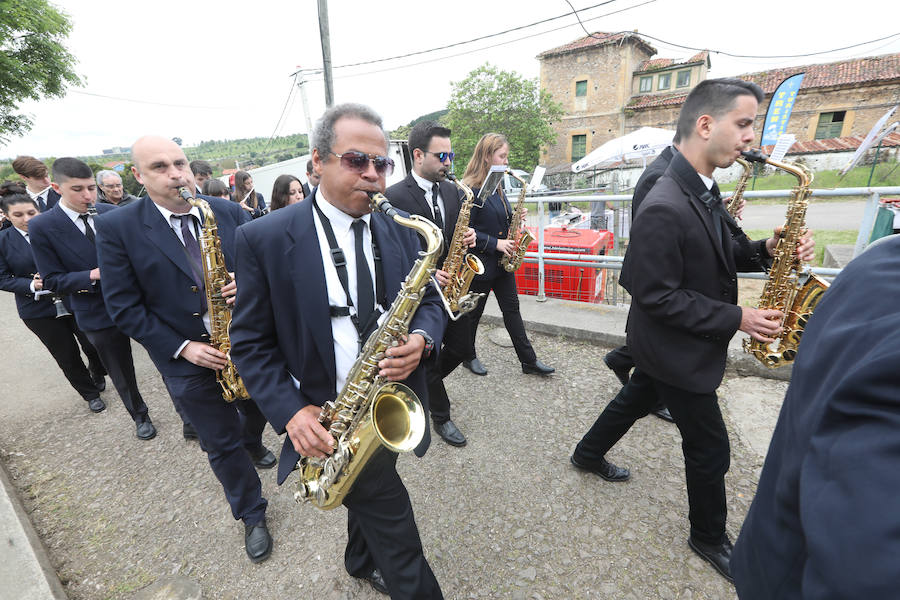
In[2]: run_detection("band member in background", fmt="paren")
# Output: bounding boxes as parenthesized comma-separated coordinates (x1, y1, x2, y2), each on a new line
(201, 179, 231, 201)
(190, 160, 214, 196)
(96, 170, 140, 207)
(269, 174, 305, 211)
(732, 235, 900, 599)
(463, 133, 555, 377)
(385, 120, 475, 448)
(302, 159, 319, 198)
(30, 157, 155, 440)
(570, 78, 814, 582)
(12, 156, 59, 212)
(0, 193, 106, 411)
(230, 103, 445, 598)
(95, 136, 275, 563)
(233, 170, 266, 218)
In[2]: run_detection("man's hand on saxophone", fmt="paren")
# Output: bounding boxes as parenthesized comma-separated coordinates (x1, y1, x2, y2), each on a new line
(378, 333, 426, 381)
(764, 227, 816, 262)
(222, 272, 237, 305)
(286, 406, 335, 459)
(179, 341, 228, 370)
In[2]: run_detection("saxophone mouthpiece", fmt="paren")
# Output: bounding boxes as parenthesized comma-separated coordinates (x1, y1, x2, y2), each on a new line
(368, 192, 399, 218)
(741, 149, 769, 163)
(178, 187, 194, 202)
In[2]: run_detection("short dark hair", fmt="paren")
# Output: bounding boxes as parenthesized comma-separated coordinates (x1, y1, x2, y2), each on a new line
(305, 160, 314, 175)
(312, 103, 388, 158)
(190, 159, 213, 177)
(676, 78, 764, 142)
(51, 157, 94, 183)
(202, 178, 229, 198)
(408, 120, 451, 154)
(11, 156, 48, 179)
(1, 193, 38, 214)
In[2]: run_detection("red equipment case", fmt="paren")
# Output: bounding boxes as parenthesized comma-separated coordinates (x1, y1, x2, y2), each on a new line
(514, 226, 614, 303)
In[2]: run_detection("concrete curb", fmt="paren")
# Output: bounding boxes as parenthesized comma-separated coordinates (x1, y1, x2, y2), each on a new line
(0, 457, 68, 600)
(480, 293, 792, 382)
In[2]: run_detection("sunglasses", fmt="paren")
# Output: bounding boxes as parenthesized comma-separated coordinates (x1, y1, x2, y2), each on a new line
(425, 151, 455, 163)
(330, 151, 395, 177)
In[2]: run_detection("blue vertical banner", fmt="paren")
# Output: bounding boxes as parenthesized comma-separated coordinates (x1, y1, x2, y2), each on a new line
(760, 73, 805, 146)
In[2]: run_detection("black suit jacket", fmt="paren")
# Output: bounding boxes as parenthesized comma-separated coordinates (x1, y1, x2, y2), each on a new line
(0, 228, 58, 319)
(631, 145, 675, 218)
(732, 235, 900, 599)
(229, 190, 446, 484)
(95, 195, 250, 376)
(301, 182, 312, 198)
(619, 151, 769, 393)
(468, 188, 516, 281)
(384, 173, 461, 264)
(29, 203, 118, 332)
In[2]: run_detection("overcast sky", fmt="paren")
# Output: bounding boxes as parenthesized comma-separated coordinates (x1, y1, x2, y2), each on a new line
(3, 0, 899, 159)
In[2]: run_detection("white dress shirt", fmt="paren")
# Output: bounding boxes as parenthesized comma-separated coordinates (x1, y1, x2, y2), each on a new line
(58, 202, 95, 236)
(26, 185, 51, 208)
(312, 192, 384, 394)
(411, 170, 446, 224)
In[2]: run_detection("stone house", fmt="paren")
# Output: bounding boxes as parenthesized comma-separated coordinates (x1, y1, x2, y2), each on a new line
(538, 31, 900, 171)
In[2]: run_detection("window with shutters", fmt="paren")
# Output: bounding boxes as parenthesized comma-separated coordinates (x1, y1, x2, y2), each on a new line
(572, 135, 587, 161)
(639, 76, 652, 93)
(658, 73, 671, 90)
(815, 111, 846, 139)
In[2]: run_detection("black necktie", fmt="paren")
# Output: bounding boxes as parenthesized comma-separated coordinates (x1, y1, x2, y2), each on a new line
(351, 219, 375, 333)
(78, 214, 95, 244)
(430, 183, 444, 229)
(37, 194, 47, 211)
(175, 215, 207, 315)
(705, 183, 726, 249)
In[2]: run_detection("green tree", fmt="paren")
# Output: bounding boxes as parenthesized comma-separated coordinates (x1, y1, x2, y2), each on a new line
(0, 0, 81, 144)
(446, 63, 562, 173)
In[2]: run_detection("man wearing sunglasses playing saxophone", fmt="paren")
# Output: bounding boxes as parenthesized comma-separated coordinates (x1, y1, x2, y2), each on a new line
(230, 103, 446, 599)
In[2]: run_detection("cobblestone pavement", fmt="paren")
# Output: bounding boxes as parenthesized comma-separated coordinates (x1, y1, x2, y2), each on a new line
(0, 295, 788, 600)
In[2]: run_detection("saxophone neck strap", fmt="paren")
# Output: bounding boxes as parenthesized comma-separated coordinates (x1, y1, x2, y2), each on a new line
(313, 197, 386, 341)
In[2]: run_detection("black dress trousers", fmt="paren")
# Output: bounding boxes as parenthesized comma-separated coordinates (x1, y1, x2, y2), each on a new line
(468, 270, 536, 365)
(82, 326, 150, 423)
(574, 368, 730, 545)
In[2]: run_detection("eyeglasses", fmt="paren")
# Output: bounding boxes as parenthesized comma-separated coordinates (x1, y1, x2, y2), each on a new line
(101, 183, 123, 189)
(330, 151, 395, 177)
(425, 151, 455, 163)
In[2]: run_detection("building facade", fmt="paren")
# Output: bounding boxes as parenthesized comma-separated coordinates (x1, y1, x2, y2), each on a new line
(538, 32, 900, 170)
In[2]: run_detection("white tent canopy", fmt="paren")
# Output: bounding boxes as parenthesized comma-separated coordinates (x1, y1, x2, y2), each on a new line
(572, 127, 675, 173)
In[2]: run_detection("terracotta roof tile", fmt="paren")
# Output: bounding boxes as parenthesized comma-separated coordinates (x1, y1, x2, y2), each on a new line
(627, 91, 690, 109)
(741, 52, 900, 92)
(762, 131, 900, 155)
(537, 31, 656, 59)
(635, 50, 709, 73)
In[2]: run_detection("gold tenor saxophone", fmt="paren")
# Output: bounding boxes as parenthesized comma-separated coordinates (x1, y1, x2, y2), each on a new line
(178, 188, 249, 401)
(295, 192, 440, 510)
(440, 174, 485, 317)
(742, 159, 830, 368)
(500, 170, 535, 273)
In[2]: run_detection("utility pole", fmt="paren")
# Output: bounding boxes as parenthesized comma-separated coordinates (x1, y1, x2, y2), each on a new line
(317, 0, 334, 107)
(292, 67, 315, 135)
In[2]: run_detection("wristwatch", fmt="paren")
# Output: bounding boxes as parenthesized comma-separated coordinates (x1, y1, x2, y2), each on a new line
(411, 329, 435, 358)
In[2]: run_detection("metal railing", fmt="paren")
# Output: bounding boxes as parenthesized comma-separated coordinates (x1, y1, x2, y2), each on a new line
(518, 186, 900, 303)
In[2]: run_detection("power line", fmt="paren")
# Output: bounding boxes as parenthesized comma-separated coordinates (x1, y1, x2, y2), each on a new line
(562, 0, 900, 60)
(332, 0, 620, 69)
(262, 75, 299, 152)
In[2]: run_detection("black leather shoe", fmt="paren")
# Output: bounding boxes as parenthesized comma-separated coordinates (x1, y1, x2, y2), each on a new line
(182, 423, 199, 440)
(244, 520, 273, 563)
(136, 420, 157, 441)
(603, 352, 631, 385)
(463, 357, 487, 376)
(434, 420, 467, 447)
(87, 397, 106, 413)
(688, 535, 733, 583)
(522, 359, 555, 376)
(357, 568, 388, 595)
(652, 406, 675, 423)
(249, 447, 277, 469)
(570, 454, 630, 482)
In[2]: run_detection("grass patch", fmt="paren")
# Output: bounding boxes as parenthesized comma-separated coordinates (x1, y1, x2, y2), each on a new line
(743, 229, 857, 266)
(719, 163, 900, 203)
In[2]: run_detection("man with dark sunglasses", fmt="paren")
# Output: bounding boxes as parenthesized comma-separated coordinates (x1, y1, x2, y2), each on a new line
(385, 120, 475, 449)
(230, 103, 446, 599)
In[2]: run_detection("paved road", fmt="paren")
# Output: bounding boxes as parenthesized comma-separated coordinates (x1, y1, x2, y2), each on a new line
(740, 200, 867, 232)
(0, 292, 787, 600)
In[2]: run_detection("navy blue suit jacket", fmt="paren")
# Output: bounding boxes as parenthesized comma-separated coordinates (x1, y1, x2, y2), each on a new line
(29, 203, 118, 332)
(732, 235, 900, 599)
(95, 195, 250, 376)
(229, 189, 447, 485)
(0, 228, 58, 319)
(384, 173, 462, 264)
(469, 188, 515, 281)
